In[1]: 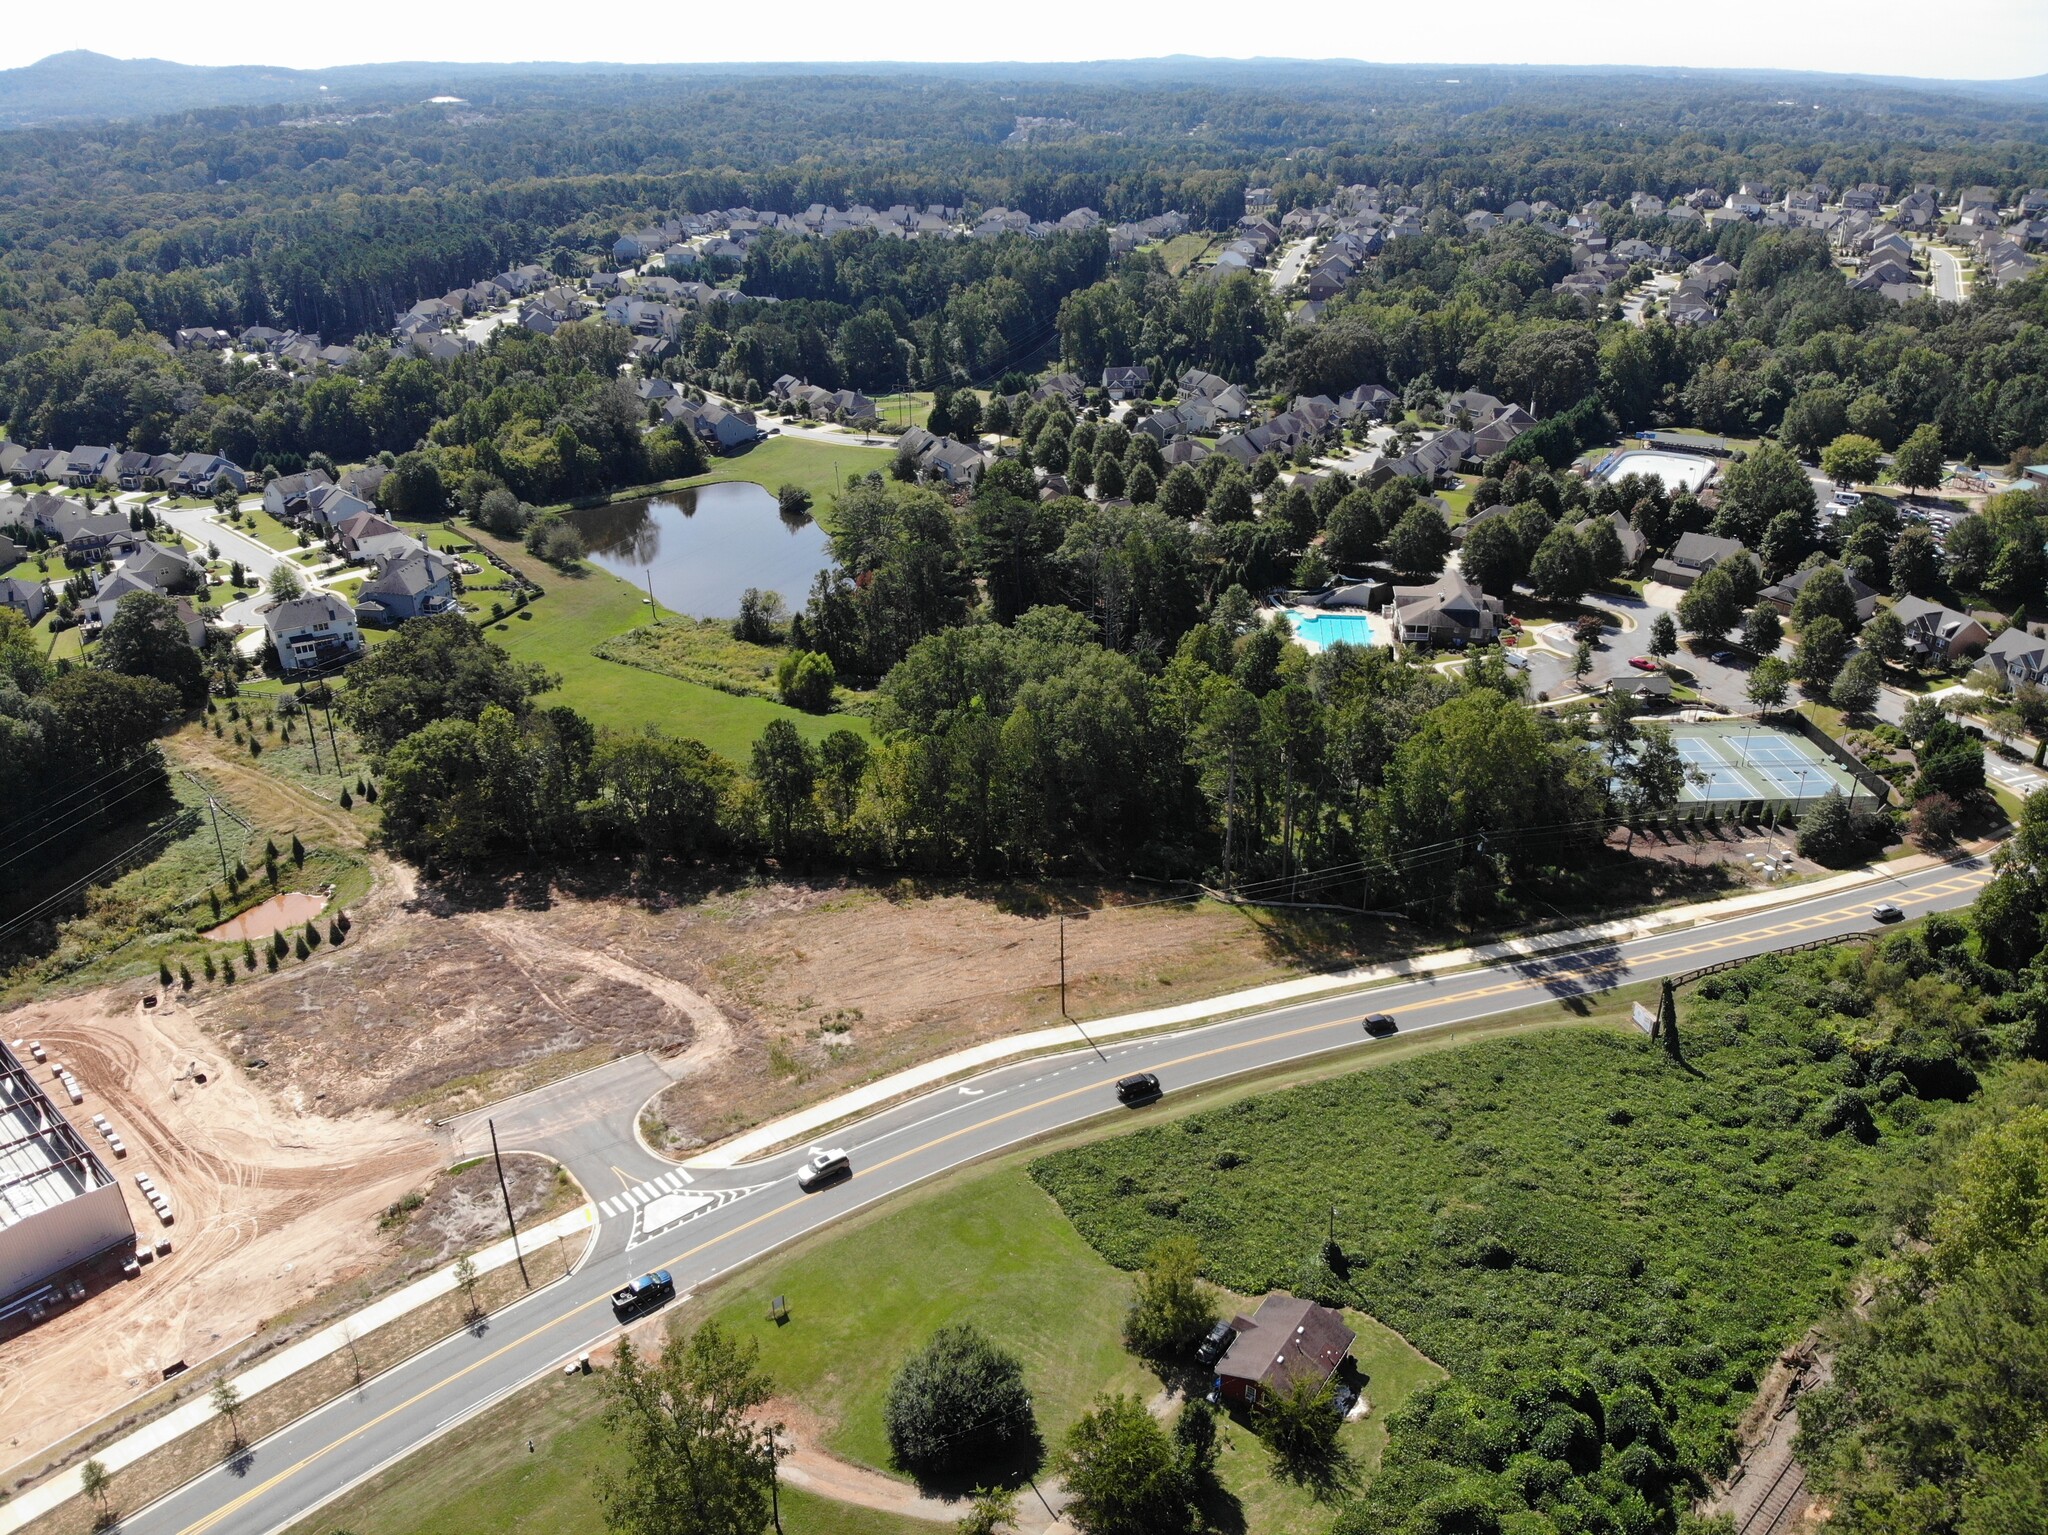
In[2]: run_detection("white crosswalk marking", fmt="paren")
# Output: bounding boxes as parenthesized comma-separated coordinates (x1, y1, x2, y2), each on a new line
(600, 1197, 622, 1216)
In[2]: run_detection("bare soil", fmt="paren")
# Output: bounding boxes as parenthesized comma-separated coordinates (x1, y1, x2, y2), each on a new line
(0, 987, 439, 1468)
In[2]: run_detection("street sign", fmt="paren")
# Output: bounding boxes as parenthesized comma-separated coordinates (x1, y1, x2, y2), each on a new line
(1631, 1002, 1659, 1037)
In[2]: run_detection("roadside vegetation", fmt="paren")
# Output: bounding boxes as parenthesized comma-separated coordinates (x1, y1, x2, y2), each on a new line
(1033, 909, 2039, 1534)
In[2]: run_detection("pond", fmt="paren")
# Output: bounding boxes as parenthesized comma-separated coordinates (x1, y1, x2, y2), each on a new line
(571, 481, 834, 619)
(204, 889, 329, 943)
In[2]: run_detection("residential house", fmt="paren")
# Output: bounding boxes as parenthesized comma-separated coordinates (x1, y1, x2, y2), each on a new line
(335, 510, 420, 564)
(339, 464, 390, 502)
(1891, 596, 1990, 663)
(264, 593, 364, 675)
(48, 505, 139, 558)
(894, 427, 986, 487)
(0, 577, 47, 624)
(1761, 564, 1880, 623)
(113, 540, 205, 596)
(1608, 671, 1675, 703)
(666, 398, 763, 453)
(1985, 625, 2048, 687)
(1650, 531, 1758, 589)
(168, 453, 247, 495)
(354, 550, 456, 626)
(1385, 571, 1504, 648)
(302, 485, 377, 533)
(1581, 511, 1648, 569)
(265, 469, 336, 521)
(1212, 1294, 1356, 1408)
(63, 446, 117, 488)
(1450, 503, 1517, 547)
(1101, 365, 1151, 400)
(14, 448, 65, 483)
(1335, 384, 1395, 422)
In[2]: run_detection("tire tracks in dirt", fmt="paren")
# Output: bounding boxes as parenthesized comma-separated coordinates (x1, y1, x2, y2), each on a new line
(461, 914, 736, 1080)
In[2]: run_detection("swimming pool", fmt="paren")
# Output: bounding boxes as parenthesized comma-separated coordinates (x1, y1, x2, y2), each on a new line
(1289, 609, 1388, 651)
(1598, 449, 1716, 494)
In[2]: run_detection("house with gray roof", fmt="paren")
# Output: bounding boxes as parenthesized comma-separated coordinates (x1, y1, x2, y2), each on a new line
(1650, 531, 1757, 589)
(1892, 597, 1990, 663)
(265, 593, 363, 675)
(0, 577, 47, 624)
(355, 550, 456, 625)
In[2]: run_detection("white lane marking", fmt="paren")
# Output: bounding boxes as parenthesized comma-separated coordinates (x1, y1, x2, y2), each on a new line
(958, 1086, 985, 1097)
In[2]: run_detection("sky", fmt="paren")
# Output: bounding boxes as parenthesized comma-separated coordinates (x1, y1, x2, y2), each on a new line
(3, 0, 2047, 81)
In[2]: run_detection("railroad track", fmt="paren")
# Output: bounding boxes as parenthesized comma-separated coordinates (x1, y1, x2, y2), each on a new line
(1736, 1454, 1808, 1535)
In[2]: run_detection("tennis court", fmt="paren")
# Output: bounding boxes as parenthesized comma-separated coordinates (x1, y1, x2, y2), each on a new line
(1669, 722, 1861, 807)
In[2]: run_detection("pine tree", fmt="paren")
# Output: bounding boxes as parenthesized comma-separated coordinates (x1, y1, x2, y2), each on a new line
(294, 935, 310, 960)
(242, 939, 256, 969)
(158, 960, 173, 989)
(179, 964, 193, 992)
(305, 921, 321, 950)
(328, 918, 345, 947)
(203, 953, 217, 981)
(290, 834, 305, 867)
(339, 788, 354, 810)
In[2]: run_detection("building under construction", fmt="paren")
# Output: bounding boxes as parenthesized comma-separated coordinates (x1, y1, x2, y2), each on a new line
(0, 1041, 134, 1307)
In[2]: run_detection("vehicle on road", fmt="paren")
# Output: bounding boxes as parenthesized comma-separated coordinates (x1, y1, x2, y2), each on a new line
(1115, 1071, 1162, 1103)
(1872, 903, 1904, 923)
(611, 1270, 675, 1321)
(1505, 653, 1529, 671)
(1710, 650, 1737, 665)
(1362, 1013, 1398, 1036)
(1195, 1320, 1235, 1365)
(1834, 489, 1863, 506)
(1629, 656, 1661, 672)
(797, 1152, 851, 1190)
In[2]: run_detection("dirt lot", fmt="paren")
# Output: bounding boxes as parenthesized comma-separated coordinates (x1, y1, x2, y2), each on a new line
(193, 865, 1409, 1149)
(0, 987, 440, 1468)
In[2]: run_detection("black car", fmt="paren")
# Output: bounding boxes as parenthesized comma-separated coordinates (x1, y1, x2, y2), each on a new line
(611, 1269, 676, 1321)
(1195, 1320, 1236, 1366)
(1362, 1013, 1398, 1037)
(1115, 1072, 1162, 1103)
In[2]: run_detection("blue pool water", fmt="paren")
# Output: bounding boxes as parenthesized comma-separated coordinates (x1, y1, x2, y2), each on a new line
(1289, 610, 1386, 650)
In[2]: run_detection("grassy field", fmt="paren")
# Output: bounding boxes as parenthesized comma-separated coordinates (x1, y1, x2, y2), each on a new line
(687, 1166, 1157, 1473)
(1157, 233, 1216, 276)
(275, 1364, 932, 1535)
(1033, 937, 1983, 1529)
(280, 1149, 1446, 1535)
(1, 707, 374, 999)
(595, 615, 871, 722)
(472, 527, 867, 760)
(534, 436, 891, 526)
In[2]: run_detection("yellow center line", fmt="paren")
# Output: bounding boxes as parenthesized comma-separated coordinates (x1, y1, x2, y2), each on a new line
(172, 866, 1988, 1535)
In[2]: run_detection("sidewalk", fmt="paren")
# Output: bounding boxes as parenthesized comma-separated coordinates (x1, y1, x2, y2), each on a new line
(1, 1205, 596, 1535)
(687, 850, 1968, 1169)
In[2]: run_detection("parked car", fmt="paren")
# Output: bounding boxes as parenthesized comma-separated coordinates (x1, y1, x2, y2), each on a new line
(1362, 1013, 1398, 1037)
(797, 1152, 851, 1191)
(1709, 650, 1737, 664)
(1195, 1320, 1236, 1365)
(1115, 1072, 1162, 1104)
(1504, 653, 1529, 671)
(611, 1270, 676, 1321)
(1629, 656, 1661, 672)
(1872, 902, 1904, 924)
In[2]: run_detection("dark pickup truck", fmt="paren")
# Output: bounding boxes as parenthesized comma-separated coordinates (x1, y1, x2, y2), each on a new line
(611, 1269, 676, 1322)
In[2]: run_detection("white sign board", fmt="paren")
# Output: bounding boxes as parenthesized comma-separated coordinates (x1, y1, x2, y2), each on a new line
(1631, 1002, 1659, 1037)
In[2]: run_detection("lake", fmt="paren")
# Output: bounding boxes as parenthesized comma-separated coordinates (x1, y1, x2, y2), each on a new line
(571, 481, 834, 618)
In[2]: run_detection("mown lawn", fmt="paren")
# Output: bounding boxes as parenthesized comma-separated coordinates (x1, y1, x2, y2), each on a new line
(474, 528, 869, 760)
(686, 1165, 1158, 1475)
(275, 1365, 933, 1535)
(534, 436, 892, 528)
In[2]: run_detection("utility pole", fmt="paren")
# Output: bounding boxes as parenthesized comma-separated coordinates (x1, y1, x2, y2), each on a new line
(1058, 913, 1067, 1018)
(204, 796, 229, 882)
(298, 685, 321, 772)
(646, 569, 659, 623)
(489, 1119, 530, 1288)
(322, 698, 343, 773)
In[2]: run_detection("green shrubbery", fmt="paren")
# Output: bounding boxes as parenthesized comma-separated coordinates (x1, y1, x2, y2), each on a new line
(1033, 931, 2011, 1534)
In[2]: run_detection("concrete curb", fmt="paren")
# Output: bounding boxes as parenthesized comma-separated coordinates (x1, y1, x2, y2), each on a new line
(0, 1205, 597, 1535)
(682, 850, 1968, 1171)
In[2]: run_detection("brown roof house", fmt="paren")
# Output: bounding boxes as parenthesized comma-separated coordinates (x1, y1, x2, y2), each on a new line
(1213, 1293, 1356, 1407)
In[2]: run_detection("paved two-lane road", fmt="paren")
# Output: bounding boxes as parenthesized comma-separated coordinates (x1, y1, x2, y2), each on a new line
(120, 857, 1993, 1535)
